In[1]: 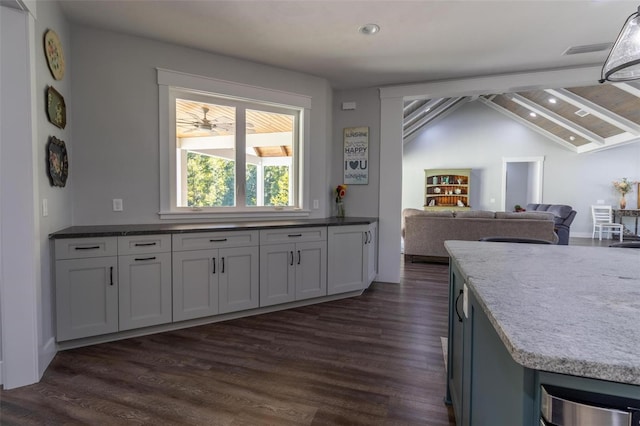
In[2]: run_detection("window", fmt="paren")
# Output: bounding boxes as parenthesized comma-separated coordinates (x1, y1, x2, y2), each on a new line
(158, 69, 311, 219)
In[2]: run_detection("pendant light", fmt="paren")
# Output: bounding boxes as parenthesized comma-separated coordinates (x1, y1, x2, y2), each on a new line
(601, 6, 640, 82)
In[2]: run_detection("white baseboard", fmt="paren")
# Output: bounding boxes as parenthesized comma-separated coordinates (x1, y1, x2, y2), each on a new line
(39, 337, 57, 379)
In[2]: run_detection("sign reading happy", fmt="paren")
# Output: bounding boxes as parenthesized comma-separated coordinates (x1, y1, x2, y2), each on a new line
(343, 126, 369, 185)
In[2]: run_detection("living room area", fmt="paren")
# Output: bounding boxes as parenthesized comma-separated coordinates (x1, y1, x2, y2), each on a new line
(399, 91, 640, 253)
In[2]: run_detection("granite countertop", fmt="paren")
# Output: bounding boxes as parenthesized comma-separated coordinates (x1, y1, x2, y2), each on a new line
(49, 217, 378, 239)
(445, 240, 640, 386)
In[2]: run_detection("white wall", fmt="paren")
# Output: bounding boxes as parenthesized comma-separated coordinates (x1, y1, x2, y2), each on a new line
(69, 25, 332, 225)
(1, 0, 73, 389)
(403, 101, 640, 236)
(34, 0, 73, 378)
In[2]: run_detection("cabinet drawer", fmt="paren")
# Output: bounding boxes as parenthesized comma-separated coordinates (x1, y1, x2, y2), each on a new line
(118, 235, 171, 255)
(55, 237, 118, 260)
(260, 227, 327, 244)
(172, 230, 259, 251)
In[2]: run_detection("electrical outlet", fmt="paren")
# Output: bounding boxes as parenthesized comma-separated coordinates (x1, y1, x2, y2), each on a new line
(313, 199, 319, 209)
(42, 198, 48, 217)
(490, 198, 496, 203)
(597, 199, 605, 204)
(113, 198, 123, 211)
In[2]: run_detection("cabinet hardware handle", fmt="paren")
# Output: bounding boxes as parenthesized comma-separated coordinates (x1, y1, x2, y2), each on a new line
(290, 251, 294, 266)
(288, 234, 302, 237)
(221, 257, 225, 273)
(455, 289, 464, 322)
(368, 231, 372, 243)
(134, 242, 157, 246)
(75, 246, 100, 250)
(109, 266, 113, 286)
(210, 238, 228, 242)
(135, 256, 156, 261)
(212, 257, 216, 274)
(297, 250, 301, 265)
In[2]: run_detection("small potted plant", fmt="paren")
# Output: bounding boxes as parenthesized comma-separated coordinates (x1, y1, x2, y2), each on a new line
(514, 204, 526, 212)
(335, 184, 347, 217)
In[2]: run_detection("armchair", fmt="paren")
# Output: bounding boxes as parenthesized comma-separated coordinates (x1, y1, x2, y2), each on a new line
(525, 204, 577, 245)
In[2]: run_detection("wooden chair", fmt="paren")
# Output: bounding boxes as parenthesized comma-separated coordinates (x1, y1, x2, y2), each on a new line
(591, 205, 623, 242)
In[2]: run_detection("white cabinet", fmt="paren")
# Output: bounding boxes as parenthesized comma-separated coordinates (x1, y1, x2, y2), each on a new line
(118, 235, 172, 331)
(218, 246, 259, 314)
(259, 227, 327, 307)
(366, 222, 378, 287)
(55, 237, 119, 341)
(327, 223, 378, 295)
(172, 231, 259, 321)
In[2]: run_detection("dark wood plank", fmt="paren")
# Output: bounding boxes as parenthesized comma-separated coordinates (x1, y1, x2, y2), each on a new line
(0, 259, 456, 425)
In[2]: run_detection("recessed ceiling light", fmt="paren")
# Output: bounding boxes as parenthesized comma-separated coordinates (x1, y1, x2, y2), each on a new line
(549, 98, 557, 104)
(569, 136, 576, 141)
(529, 112, 537, 118)
(425, 107, 431, 112)
(359, 23, 380, 35)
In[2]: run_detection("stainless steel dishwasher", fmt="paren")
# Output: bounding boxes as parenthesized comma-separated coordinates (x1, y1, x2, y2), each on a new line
(540, 385, 640, 426)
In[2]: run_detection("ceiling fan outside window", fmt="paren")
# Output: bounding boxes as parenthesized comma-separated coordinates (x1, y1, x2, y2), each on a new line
(176, 100, 236, 137)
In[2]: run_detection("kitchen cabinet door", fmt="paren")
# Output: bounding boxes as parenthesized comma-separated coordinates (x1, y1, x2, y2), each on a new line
(218, 246, 259, 314)
(172, 249, 218, 321)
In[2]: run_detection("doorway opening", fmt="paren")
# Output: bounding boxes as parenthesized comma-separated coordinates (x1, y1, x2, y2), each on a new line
(501, 156, 544, 212)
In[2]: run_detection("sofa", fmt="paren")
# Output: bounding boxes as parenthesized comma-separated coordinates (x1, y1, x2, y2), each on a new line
(525, 204, 576, 245)
(402, 208, 559, 259)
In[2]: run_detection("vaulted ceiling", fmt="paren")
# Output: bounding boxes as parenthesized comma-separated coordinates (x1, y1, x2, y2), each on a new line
(403, 82, 640, 154)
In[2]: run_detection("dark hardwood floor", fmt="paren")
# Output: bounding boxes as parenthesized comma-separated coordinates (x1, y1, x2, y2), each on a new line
(0, 260, 456, 426)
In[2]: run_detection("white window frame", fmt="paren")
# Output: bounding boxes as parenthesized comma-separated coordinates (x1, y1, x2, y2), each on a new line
(157, 68, 311, 220)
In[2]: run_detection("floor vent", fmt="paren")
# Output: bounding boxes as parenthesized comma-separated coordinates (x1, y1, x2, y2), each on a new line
(575, 109, 590, 117)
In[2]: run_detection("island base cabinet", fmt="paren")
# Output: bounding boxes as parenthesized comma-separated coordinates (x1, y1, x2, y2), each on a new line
(448, 261, 536, 426)
(172, 249, 219, 322)
(218, 246, 259, 314)
(55, 257, 118, 341)
(118, 252, 172, 331)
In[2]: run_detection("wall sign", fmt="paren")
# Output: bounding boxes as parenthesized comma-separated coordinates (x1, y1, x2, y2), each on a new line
(343, 126, 369, 185)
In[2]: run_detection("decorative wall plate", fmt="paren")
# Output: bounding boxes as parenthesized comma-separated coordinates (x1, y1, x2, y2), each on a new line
(44, 29, 65, 80)
(47, 86, 66, 129)
(47, 136, 68, 187)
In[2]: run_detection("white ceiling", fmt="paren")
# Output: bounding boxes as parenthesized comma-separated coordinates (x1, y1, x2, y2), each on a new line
(58, 0, 639, 90)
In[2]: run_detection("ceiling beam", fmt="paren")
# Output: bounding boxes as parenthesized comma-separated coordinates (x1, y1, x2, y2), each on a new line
(403, 98, 444, 128)
(613, 82, 640, 98)
(479, 97, 579, 152)
(510, 93, 605, 145)
(546, 88, 640, 137)
(403, 97, 467, 141)
(403, 100, 421, 113)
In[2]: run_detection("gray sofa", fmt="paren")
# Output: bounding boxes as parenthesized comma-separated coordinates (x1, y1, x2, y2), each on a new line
(525, 203, 576, 245)
(402, 208, 559, 258)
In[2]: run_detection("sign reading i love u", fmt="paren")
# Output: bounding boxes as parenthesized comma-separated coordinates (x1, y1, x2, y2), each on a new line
(343, 126, 369, 185)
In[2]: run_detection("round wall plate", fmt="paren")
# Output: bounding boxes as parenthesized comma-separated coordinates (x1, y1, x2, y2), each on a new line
(44, 29, 65, 80)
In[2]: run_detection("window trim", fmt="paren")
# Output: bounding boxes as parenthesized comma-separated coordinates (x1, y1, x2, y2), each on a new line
(157, 68, 311, 220)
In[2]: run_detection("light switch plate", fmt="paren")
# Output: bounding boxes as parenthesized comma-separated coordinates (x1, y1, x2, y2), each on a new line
(42, 198, 48, 217)
(313, 199, 319, 209)
(463, 283, 469, 318)
(113, 198, 123, 211)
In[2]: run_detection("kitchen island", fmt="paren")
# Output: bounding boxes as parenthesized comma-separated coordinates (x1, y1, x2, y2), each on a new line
(444, 240, 640, 426)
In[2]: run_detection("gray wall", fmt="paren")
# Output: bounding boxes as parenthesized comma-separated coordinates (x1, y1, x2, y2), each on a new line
(69, 25, 333, 224)
(332, 88, 381, 217)
(505, 162, 530, 210)
(403, 100, 640, 237)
